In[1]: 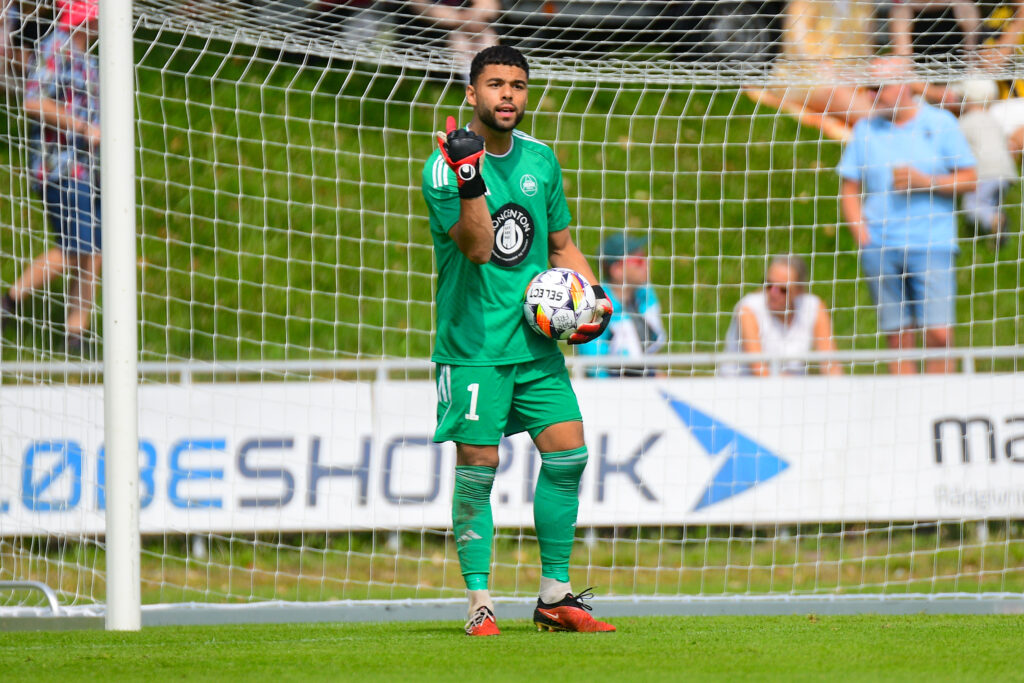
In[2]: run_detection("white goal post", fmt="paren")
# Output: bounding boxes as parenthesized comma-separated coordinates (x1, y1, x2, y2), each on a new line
(2, 1, 1024, 628)
(99, 0, 140, 632)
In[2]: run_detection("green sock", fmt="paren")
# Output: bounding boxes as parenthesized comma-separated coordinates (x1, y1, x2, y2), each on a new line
(453, 465, 496, 591)
(534, 446, 588, 583)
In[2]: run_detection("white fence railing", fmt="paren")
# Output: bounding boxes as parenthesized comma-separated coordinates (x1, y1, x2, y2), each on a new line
(1, 346, 1022, 384)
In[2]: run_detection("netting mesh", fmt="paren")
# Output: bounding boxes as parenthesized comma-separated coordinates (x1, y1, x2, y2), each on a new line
(2, 1, 1024, 613)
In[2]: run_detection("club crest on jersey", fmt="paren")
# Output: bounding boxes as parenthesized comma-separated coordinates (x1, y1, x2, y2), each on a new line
(490, 203, 535, 267)
(520, 174, 538, 196)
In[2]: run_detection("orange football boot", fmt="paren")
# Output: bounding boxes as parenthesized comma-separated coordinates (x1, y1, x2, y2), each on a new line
(465, 606, 501, 636)
(533, 588, 616, 633)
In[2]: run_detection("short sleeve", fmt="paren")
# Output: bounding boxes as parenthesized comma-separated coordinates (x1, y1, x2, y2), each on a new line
(836, 132, 863, 182)
(938, 112, 976, 171)
(422, 154, 460, 236)
(544, 150, 572, 232)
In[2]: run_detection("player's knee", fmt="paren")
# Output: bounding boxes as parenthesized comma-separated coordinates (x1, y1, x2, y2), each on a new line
(456, 442, 500, 468)
(533, 420, 585, 452)
(925, 327, 951, 347)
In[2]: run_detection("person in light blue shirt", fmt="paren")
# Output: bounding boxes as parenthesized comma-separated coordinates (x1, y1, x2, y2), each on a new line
(577, 232, 666, 377)
(837, 56, 977, 374)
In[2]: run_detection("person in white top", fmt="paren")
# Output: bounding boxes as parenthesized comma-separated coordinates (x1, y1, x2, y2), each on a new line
(955, 78, 1017, 246)
(723, 255, 841, 376)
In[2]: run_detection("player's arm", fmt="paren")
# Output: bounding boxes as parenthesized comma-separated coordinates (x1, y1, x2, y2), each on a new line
(447, 202, 492, 264)
(737, 305, 769, 377)
(891, 165, 977, 196)
(25, 96, 99, 143)
(887, 2, 914, 57)
(813, 304, 843, 376)
(548, 228, 613, 345)
(839, 178, 869, 247)
(437, 116, 492, 264)
(548, 227, 598, 286)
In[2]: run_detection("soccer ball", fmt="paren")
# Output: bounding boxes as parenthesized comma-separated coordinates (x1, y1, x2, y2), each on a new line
(523, 268, 597, 340)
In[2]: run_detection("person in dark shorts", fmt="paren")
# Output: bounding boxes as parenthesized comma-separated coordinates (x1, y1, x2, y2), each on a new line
(1, 1, 101, 355)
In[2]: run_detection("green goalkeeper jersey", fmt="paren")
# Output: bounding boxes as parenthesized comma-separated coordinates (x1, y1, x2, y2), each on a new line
(422, 128, 572, 366)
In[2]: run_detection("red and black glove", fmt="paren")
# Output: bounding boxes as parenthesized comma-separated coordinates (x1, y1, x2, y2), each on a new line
(437, 115, 487, 200)
(568, 285, 613, 345)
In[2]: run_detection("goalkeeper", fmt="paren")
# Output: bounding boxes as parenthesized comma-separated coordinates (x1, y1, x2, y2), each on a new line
(421, 45, 615, 636)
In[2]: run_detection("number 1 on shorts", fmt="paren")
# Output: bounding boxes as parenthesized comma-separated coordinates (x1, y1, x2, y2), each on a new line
(465, 382, 480, 421)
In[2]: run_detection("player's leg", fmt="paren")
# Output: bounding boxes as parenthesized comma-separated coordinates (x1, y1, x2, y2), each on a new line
(511, 355, 615, 632)
(434, 363, 511, 635)
(862, 245, 916, 374)
(962, 178, 1003, 237)
(65, 250, 101, 354)
(454, 442, 500, 635)
(4, 181, 72, 316)
(993, 182, 1010, 246)
(531, 419, 585, 600)
(3, 246, 65, 309)
(915, 248, 957, 374)
(64, 180, 102, 348)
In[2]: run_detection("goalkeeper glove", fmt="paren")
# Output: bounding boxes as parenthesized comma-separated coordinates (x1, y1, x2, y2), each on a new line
(437, 115, 487, 200)
(568, 285, 613, 345)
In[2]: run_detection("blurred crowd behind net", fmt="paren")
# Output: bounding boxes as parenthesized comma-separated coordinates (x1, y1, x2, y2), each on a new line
(2, 1, 1023, 372)
(125, 1, 1024, 82)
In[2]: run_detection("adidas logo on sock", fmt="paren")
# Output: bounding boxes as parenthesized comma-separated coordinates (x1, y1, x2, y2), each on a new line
(457, 530, 483, 544)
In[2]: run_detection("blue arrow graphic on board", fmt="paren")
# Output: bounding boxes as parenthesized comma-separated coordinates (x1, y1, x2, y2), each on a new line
(663, 393, 789, 511)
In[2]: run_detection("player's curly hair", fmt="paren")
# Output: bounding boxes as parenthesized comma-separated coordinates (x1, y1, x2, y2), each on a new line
(469, 45, 529, 86)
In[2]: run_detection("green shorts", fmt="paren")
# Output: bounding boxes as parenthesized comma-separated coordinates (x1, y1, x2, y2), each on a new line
(434, 353, 582, 445)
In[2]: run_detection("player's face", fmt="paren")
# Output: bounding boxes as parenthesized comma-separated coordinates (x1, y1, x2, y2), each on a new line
(765, 263, 799, 313)
(71, 17, 99, 47)
(869, 82, 911, 121)
(619, 252, 649, 286)
(866, 57, 914, 122)
(467, 64, 528, 133)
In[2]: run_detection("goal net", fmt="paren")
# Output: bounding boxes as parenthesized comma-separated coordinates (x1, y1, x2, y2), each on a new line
(2, 0, 1024, 621)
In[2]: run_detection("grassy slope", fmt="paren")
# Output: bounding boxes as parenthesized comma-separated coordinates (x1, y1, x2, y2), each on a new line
(1, 33, 1021, 363)
(2, 616, 1023, 680)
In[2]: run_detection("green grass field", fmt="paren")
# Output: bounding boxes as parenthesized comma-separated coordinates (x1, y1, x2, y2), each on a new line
(2, 616, 1023, 680)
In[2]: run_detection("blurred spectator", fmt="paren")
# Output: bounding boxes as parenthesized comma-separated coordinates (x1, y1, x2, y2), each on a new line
(399, 1, 500, 78)
(1, 0, 23, 93)
(253, 1, 384, 42)
(745, 0, 878, 141)
(0, 0, 101, 354)
(6, 14, 42, 96)
(955, 78, 1017, 245)
(837, 56, 977, 374)
(888, 0, 981, 59)
(975, 0, 1024, 83)
(8, 14, 42, 82)
(329, 1, 383, 43)
(577, 232, 666, 377)
(722, 255, 841, 376)
(886, 1, 983, 112)
(969, 2, 1024, 150)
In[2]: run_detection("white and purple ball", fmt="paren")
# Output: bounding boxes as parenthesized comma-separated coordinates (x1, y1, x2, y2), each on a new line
(523, 267, 597, 341)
